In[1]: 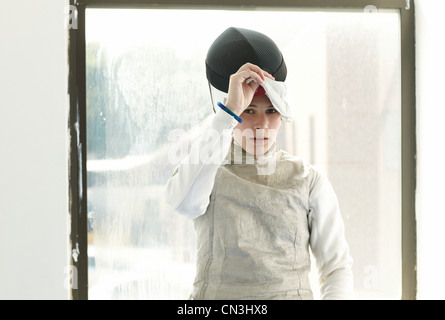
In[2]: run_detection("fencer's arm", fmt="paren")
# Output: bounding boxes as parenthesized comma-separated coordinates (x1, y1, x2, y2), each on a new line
(308, 169, 354, 300)
(164, 109, 237, 219)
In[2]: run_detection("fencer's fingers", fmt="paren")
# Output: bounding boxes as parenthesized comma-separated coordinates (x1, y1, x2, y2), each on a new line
(247, 79, 261, 92)
(238, 62, 260, 72)
(243, 63, 275, 81)
(263, 70, 275, 80)
(237, 63, 267, 81)
(253, 67, 274, 81)
(231, 69, 265, 85)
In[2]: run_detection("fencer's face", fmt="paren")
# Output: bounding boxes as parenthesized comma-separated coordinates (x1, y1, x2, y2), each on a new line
(233, 95, 282, 156)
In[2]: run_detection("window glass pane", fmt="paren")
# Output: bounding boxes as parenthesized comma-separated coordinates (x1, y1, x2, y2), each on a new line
(86, 8, 401, 299)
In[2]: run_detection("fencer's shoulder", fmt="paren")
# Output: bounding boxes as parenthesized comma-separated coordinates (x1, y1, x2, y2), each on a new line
(278, 149, 317, 179)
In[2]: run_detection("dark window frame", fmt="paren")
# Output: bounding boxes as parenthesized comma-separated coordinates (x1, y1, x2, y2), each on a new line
(68, 0, 416, 300)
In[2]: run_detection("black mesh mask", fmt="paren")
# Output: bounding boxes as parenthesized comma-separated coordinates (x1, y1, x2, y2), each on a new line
(206, 27, 287, 93)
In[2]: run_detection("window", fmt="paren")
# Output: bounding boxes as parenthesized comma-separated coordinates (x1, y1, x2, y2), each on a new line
(69, 0, 416, 300)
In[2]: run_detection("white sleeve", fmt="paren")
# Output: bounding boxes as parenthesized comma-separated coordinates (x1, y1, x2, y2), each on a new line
(164, 109, 237, 219)
(308, 169, 354, 300)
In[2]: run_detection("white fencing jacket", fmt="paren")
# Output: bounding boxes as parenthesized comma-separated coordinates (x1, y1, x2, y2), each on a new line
(164, 109, 354, 300)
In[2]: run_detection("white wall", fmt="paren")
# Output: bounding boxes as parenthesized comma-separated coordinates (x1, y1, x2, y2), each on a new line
(0, 0, 443, 300)
(415, 0, 445, 300)
(0, 0, 69, 299)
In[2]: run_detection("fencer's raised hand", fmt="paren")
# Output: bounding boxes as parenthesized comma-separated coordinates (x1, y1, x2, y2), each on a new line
(225, 63, 275, 116)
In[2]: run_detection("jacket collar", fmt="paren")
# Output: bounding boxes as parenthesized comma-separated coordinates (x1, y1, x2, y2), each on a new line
(226, 140, 280, 165)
